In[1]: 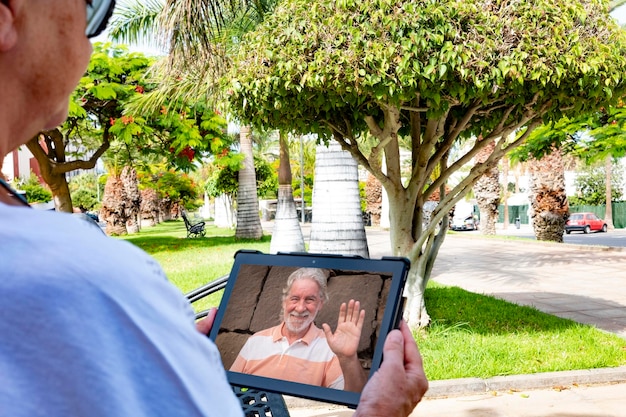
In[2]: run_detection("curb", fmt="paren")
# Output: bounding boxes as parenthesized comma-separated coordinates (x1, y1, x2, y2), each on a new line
(282, 367, 626, 410)
(424, 366, 626, 398)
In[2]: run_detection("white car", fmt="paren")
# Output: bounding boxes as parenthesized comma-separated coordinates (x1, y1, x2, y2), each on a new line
(450, 215, 478, 231)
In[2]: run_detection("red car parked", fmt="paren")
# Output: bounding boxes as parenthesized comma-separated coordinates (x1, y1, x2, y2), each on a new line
(565, 212, 608, 234)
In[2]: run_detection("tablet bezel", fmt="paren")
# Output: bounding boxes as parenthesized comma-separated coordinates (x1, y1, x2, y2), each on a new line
(208, 250, 410, 408)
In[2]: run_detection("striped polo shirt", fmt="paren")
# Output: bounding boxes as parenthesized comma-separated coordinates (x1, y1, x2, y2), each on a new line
(230, 323, 344, 389)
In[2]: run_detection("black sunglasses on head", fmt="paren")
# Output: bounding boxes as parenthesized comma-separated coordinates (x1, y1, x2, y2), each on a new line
(86, 0, 116, 39)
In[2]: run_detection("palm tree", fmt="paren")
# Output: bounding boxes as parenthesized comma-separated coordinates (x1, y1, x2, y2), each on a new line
(121, 166, 141, 233)
(309, 142, 369, 258)
(101, 167, 129, 236)
(473, 137, 500, 235)
(270, 131, 305, 253)
(234, 126, 263, 239)
(528, 148, 569, 242)
(110, 0, 279, 240)
(525, 1, 625, 241)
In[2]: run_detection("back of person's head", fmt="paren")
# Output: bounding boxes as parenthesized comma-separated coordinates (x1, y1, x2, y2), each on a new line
(282, 267, 329, 304)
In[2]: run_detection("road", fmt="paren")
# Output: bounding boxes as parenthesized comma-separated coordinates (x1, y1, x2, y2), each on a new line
(464, 224, 626, 248)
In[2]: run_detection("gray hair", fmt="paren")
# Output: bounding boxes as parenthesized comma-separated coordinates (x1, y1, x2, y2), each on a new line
(282, 268, 329, 304)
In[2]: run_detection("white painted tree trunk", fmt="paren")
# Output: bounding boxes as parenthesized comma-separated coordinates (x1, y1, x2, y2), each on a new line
(309, 142, 369, 258)
(270, 185, 305, 253)
(270, 130, 305, 253)
(214, 194, 235, 228)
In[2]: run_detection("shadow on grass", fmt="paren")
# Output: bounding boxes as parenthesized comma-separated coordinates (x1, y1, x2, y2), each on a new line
(124, 235, 272, 255)
(119, 221, 271, 255)
(425, 285, 580, 335)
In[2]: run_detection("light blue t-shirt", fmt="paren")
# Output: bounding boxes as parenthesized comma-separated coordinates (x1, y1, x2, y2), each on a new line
(0, 204, 243, 417)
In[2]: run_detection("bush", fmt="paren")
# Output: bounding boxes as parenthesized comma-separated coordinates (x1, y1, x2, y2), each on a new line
(13, 173, 52, 204)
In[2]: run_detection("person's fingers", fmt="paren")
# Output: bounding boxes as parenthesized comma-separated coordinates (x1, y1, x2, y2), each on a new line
(337, 301, 347, 323)
(195, 307, 217, 335)
(346, 299, 354, 321)
(382, 328, 405, 367)
(398, 320, 429, 404)
(321, 322, 333, 339)
(356, 308, 365, 330)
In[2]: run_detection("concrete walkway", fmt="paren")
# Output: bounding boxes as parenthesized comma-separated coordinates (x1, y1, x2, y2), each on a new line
(276, 223, 626, 416)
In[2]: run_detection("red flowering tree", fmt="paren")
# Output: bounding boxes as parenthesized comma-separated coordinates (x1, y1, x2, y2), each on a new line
(27, 43, 230, 213)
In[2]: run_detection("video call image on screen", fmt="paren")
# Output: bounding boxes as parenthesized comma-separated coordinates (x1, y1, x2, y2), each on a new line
(214, 263, 397, 393)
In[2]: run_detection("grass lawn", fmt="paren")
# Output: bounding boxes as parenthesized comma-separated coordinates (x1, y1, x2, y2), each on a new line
(119, 220, 626, 381)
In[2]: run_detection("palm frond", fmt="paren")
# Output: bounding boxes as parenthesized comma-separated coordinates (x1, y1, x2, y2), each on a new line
(109, 0, 166, 49)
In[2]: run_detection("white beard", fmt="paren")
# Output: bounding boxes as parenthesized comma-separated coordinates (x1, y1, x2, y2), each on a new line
(285, 311, 316, 335)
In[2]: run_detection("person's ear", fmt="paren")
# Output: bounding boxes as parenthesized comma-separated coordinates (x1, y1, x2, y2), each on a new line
(0, 0, 18, 51)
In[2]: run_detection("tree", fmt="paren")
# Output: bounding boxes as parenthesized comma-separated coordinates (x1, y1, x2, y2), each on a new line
(309, 142, 369, 258)
(516, 1, 626, 239)
(226, 0, 626, 327)
(473, 137, 500, 235)
(270, 131, 306, 253)
(570, 160, 624, 206)
(121, 166, 142, 233)
(234, 126, 263, 238)
(69, 172, 102, 211)
(101, 170, 129, 235)
(528, 148, 569, 242)
(515, 96, 626, 234)
(27, 43, 226, 214)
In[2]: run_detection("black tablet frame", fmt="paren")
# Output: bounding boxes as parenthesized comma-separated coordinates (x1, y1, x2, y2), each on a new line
(208, 250, 410, 408)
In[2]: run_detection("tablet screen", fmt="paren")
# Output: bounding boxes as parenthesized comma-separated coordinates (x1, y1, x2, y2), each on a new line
(209, 251, 409, 408)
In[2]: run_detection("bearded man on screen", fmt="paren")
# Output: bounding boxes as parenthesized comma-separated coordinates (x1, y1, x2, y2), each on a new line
(230, 268, 367, 392)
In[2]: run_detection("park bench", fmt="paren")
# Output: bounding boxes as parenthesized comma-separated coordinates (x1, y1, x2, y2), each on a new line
(186, 276, 290, 417)
(181, 210, 206, 238)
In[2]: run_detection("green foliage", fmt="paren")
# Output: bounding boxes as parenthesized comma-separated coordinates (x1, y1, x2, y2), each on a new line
(291, 175, 313, 206)
(359, 181, 367, 212)
(227, 0, 626, 137)
(204, 155, 277, 198)
(513, 100, 626, 163)
(568, 162, 624, 205)
(254, 156, 278, 198)
(13, 173, 52, 204)
(68, 173, 98, 211)
(67, 43, 231, 173)
(138, 166, 203, 210)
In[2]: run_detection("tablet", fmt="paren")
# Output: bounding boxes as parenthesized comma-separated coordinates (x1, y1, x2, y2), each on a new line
(209, 250, 410, 408)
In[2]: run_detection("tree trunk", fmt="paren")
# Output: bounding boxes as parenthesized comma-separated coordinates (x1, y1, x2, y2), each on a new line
(502, 156, 510, 229)
(121, 166, 141, 233)
(270, 131, 305, 253)
(235, 126, 263, 239)
(159, 196, 174, 222)
(25, 128, 110, 213)
(140, 188, 160, 227)
(309, 142, 369, 257)
(529, 149, 568, 242)
(605, 156, 614, 229)
(473, 139, 500, 235)
(365, 173, 382, 226)
(214, 194, 235, 228)
(26, 133, 73, 212)
(101, 173, 128, 236)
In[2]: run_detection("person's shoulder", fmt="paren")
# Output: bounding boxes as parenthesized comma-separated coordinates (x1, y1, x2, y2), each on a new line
(0, 205, 167, 283)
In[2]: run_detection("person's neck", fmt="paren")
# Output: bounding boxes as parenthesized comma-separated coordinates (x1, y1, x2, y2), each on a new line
(282, 323, 312, 345)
